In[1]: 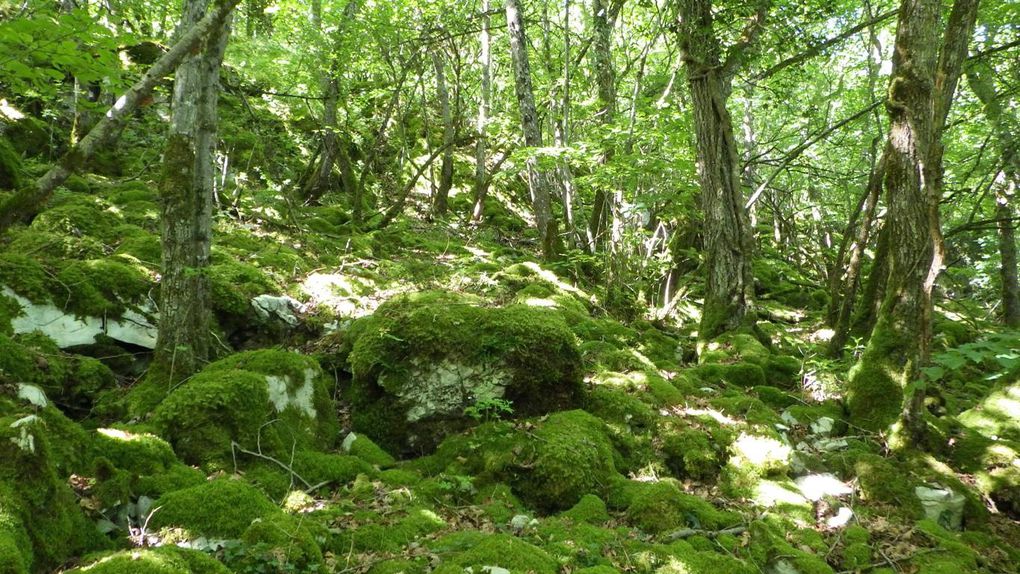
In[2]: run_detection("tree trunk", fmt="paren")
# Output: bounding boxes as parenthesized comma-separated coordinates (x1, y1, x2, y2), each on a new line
(677, 0, 765, 344)
(505, 0, 558, 259)
(967, 58, 1020, 327)
(846, 0, 978, 443)
(151, 0, 233, 383)
(471, 0, 493, 222)
(0, 0, 243, 235)
(827, 151, 885, 357)
(432, 49, 454, 216)
(587, 0, 616, 251)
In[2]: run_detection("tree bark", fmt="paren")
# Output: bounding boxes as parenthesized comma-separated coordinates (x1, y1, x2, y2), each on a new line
(846, 0, 978, 443)
(432, 49, 455, 216)
(0, 0, 243, 235)
(471, 0, 493, 222)
(677, 0, 767, 344)
(151, 0, 233, 383)
(967, 58, 1020, 327)
(505, 0, 558, 259)
(587, 0, 616, 251)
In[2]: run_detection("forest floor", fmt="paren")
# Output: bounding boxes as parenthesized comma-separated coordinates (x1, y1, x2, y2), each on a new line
(1, 162, 1019, 574)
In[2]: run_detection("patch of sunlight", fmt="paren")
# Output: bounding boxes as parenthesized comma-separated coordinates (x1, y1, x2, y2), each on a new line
(0, 99, 25, 120)
(98, 428, 141, 442)
(794, 473, 852, 501)
(826, 506, 854, 528)
(753, 479, 810, 508)
(732, 433, 792, 467)
(410, 508, 447, 528)
(810, 328, 835, 343)
(79, 551, 177, 571)
(675, 407, 738, 426)
(657, 557, 695, 574)
(464, 246, 492, 261)
(515, 261, 590, 298)
(522, 297, 558, 308)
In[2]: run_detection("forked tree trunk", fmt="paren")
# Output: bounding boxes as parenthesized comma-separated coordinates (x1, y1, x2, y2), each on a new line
(677, 0, 765, 344)
(505, 0, 558, 259)
(846, 0, 978, 443)
(151, 0, 233, 383)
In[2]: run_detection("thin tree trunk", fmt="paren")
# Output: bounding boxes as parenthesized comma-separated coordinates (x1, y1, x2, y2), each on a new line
(967, 58, 1020, 327)
(846, 0, 978, 443)
(587, 0, 616, 251)
(677, 0, 767, 344)
(152, 0, 233, 383)
(505, 0, 558, 259)
(471, 0, 493, 222)
(0, 0, 243, 235)
(432, 49, 454, 216)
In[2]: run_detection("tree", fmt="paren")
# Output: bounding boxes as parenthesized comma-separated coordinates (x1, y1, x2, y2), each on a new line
(846, 0, 979, 442)
(505, 0, 559, 259)
(676, 0, 769, 344)
(151, 0, 235, 383)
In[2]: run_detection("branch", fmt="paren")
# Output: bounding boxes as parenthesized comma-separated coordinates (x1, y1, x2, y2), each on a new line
(745, 99, 883, 209)
(666, 524, 747, 541)
(755, 9, 898, 80)
(720, 0, 772, 82)
(374, 141, 457, 230)
(968, 38, 1020, 61)
(0, 0, 244, 235)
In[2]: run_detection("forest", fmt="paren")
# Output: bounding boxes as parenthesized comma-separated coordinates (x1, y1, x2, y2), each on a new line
(0, 0, 1018, 572)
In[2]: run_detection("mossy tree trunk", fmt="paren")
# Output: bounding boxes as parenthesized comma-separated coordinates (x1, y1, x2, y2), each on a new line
(967, 58, 1020, 328)
(677, 0, 768, 344)
(152, 0, 233, 383)
(0, 0, 242, 235)
(505, 0, 558, 260)
(846, 0, 978, 442)
(431, 49, 455, 216)
(587, 0, 616, 252)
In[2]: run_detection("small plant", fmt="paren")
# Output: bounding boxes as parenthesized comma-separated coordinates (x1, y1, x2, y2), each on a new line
(464, 397, 514, 422)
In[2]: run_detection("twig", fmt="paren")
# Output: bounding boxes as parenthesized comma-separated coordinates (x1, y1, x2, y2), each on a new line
(665, 524, 747, 541)
(231, 440, 313, 490)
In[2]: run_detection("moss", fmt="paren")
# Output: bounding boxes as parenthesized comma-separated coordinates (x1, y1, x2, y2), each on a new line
(451, 533, 558, 573)
(380, 468, 422, 487)
(368, 559, 427, 574)
(151, 478, 279, 538)
(206, 259, 278, 318)
(854, 454, 923, 517)
(512, 410, 619, 512)
(0, 410, 102, 571)
(562, 494, 610, 524)
(240, 513, 323, 570)
(31, 198, 121, 242)
(710, 394, 782, 426)
(845, 322, 913, 430)
(65, 546, 230, 574)
(753, 385, 799, 409)
(473, 483, 524, 524)
(114, 232, 162, 264)
(0, 253, 50, 303)
(135, 463, 205, 497)
(347, 291, 583, 453)
(693, 363, 766, 388)
(92, 428, 178, 475)
(583, 386, 657, 429)
(344, 432, 397, 467)
(842, 542, 872, 571)
(645, 373, 685, 407)
(575, 567, 622, 574)
(334, 507, 447, 553)
(153, 370, 272, 465)
(626, 480, 737, 535)
(293, 451, 373, 487)
(54, 258, 152, 318)
(748, 520, 834, 574)
(661, 427, 721, 481)
(0, 497, 30, 574)
(0, 138, 22, 191)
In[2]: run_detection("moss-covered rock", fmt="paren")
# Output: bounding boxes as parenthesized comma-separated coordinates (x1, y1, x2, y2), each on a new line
(448, 533, 558, 573)
(0, 138, 22, 191)
(150, 478, 279, 539)
(342, 432, 397, 467)
(661, 426, 721, 481)
(346, 291, 583, 453)
(693, 363, 766, 388)
(151, 349, 339, 466)
(64, 546, 230, 574)
(561, 494, 610, 524)
(239, 513, 324, 571)
(626, 480, 738, 535)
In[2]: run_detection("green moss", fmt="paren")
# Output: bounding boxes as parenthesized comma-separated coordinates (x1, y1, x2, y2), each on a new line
(854, 454, 923, 516)
(151, 478, 279, 539)
(645, 373, 685, 407)
(334, 507, 447, 553)
(562, 494, 610, 524)
(368, 559, 427, 574)
(661, 427, 720, 481)
(842, 542, 872, 571)
(575, 567, 622, 574)
(451, 534, 558, 573)
(0, 138, 22, 191)
(293, 451, 373, 487)
(0, 253, 50, 303)
(693, 363, 766, 388)
(240, 513, 323, 570)
(206, 260, 278, 317)
(0, 497, 30, 574)
(344, 432, 397, 467)
(66, 546, 230, 574)
(92, 428, 178, 475)
(31, 197, 121, 242)
(54, 258, 151, 318)
(512, 410, 619, 511)
(626, 480, 737, 535)
(153, 370, 272, 465)
(583, 386, 657, 429)
(473, 483, 524, 524)
(753, 385, 799, 409)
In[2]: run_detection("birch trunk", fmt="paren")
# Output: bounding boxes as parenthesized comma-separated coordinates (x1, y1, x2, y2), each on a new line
(432, 50, 455, 216)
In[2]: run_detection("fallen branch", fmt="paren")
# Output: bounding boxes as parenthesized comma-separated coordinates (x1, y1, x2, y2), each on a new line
(666, 524, 747, 541)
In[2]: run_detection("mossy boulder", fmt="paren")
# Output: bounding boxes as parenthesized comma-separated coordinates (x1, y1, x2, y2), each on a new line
(0, 401, 102, 571)
(698, 332, 800, 389)
(239, 513, 324, 571)
(0, 138, 22, 190)
(626, 480, 738, 535)
(64, 547, 230, 574)
(346, 291, 583, 453)
(448, 533, 559, 574)
(957, 378, 1020, 442)
(150, 349, 339, 466)
(561, 494, 610, 524)
(150, 478, 279, 539)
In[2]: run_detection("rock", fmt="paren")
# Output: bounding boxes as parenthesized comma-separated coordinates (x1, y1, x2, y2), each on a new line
(251, 294, 302, 326)
(345, 291, 583, 453)
(915, 484, 966, 530)
(4, 287, 157, 349)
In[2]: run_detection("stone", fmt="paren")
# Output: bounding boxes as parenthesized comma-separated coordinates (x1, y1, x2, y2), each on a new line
(915, 485, 966, 530)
